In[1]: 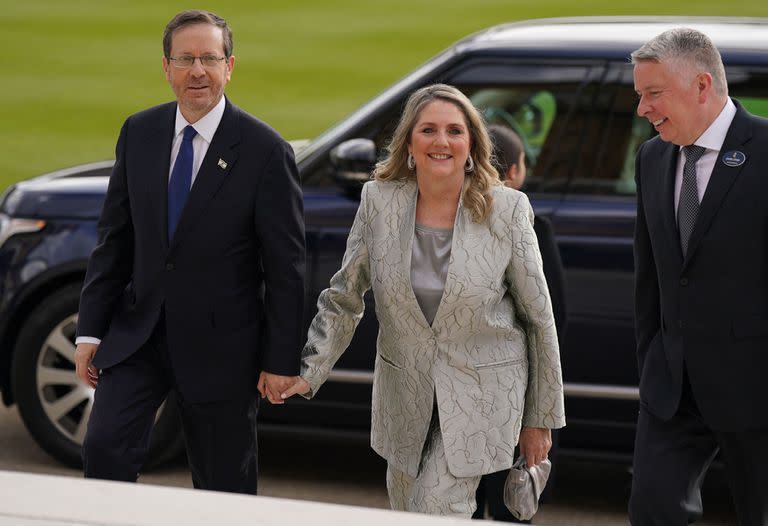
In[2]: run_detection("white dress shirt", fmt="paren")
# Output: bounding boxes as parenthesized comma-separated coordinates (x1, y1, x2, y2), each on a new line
(76, 97, 227, 347)
(169, 96, 226, 185)
(673, 98, 737, 216)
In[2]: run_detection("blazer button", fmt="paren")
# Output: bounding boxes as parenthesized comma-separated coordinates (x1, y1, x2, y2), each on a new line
(679, 277, 688, 286)
(166, 263, 175, 271)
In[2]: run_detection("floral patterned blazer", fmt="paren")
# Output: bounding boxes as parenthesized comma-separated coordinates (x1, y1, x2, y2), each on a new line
(301, 179, 565, 478)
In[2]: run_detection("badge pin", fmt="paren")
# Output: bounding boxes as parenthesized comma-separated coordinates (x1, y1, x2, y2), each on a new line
(217, 158, 228, 170)
(721, 150, 746, 167)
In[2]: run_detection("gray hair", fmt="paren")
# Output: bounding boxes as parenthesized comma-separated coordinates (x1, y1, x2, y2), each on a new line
(631, 28, 727, 96)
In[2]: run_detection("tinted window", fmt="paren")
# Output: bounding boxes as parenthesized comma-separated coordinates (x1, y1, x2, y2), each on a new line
(562, 66, 652, 196)
(301, 61, 605, 194)
(569, 64, 768, 196)
(453, 62, 603, 194)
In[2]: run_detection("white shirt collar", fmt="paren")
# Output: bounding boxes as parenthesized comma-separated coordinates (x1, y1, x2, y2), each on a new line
(681, 97, 737, 153)
(173, 96, 226, 143)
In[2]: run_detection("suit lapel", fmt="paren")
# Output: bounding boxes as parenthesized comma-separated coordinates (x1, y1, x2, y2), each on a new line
(142, 103, 176, 251)
(169, 100, 240, 251)
(430, 199, 464, 329)
(683, 104, 752, 268)
(659, 142, 683, 262)
(399, 181, 432, 330)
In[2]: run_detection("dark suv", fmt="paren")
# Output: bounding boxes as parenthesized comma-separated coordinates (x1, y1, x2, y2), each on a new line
(3, 17, 768, 467)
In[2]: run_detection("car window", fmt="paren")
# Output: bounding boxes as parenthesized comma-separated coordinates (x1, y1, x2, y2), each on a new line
(301, 61, 604, 195)
(561, 67, 653, 196)
(470, 88, 556, 181)
(453, 63, 603, 194)
(570, 65, 768, 197)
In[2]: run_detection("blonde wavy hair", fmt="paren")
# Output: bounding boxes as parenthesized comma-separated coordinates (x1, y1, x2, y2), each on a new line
(373, 84, 500, 224)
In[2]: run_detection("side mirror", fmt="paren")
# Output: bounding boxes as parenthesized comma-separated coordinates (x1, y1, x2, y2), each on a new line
(330, 139, 376, 190)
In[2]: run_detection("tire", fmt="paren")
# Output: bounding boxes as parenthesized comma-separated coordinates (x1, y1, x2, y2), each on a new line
(11, 284, 184, 469)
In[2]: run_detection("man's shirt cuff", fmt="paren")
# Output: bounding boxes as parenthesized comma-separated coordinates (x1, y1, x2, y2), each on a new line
(75, 336, 101, 346)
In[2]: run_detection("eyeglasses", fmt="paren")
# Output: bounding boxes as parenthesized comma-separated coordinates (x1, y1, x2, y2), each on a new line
(168, 55, 226, 69)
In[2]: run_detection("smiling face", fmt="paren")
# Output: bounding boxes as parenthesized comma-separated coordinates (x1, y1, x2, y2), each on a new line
(633, 59, 713, 146)
(408, 99, 471, 182)
(163, 23, 235, 123)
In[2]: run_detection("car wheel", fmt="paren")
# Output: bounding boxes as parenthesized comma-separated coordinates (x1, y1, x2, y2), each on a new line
(11, 284, 183, 469)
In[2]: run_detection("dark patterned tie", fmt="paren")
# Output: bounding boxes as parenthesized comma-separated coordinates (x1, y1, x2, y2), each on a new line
(677, 145, 706, 257)
(168, 125, 197, 241)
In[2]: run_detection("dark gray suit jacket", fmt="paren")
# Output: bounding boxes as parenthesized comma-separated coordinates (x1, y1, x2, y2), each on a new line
(634, 100, 768, 431)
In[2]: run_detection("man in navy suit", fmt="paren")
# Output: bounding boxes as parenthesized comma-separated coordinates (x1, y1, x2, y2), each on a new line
(73, 10, 305, 494)
(631, 28, 768, 524)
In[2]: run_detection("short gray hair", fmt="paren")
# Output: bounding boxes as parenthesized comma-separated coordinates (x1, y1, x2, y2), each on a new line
(631, 27, 727, 96)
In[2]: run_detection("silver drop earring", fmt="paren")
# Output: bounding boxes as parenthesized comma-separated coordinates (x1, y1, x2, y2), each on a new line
(407, 153, 416, 170)
(465, 156, 475, 172)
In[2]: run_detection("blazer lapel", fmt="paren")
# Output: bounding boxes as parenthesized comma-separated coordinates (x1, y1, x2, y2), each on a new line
(659, 142, 683, 263)
(141, 103, 176, 251)
(399, 181, 432, 330)
(169, 100, 240, 251)
(429, 199, 465, 330)
(683, 104, 752, 268)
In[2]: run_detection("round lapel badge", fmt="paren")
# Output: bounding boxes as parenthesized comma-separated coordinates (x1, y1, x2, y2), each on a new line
(721, 150, 746, 167)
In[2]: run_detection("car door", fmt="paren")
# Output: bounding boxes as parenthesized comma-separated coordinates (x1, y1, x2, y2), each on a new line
(552, 64, 651, 458)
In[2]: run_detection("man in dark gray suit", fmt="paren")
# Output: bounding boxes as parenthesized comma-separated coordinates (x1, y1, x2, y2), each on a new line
(73, 10, 305, 494)
(631, 28, 768, 525)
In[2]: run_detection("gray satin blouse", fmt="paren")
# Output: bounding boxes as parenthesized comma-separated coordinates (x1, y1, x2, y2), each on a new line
(410, 223, 453, 326)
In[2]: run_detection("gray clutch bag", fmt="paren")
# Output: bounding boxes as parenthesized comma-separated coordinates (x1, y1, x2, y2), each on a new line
(503, 456, 552, 521)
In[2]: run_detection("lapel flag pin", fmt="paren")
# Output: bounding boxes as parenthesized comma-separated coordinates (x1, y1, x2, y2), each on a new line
(217, 158, 228, 170)
(721, 150, 746, 167)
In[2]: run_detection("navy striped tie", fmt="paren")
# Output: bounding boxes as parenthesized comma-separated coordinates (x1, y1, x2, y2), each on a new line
(168, 125, 197, 241)
(677, 145, 706, 257)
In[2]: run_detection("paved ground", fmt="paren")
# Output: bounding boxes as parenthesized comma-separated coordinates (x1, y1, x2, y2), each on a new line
(0, 405, 736, 525)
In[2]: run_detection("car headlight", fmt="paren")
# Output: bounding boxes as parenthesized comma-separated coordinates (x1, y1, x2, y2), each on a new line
(0, 213, 46, 248)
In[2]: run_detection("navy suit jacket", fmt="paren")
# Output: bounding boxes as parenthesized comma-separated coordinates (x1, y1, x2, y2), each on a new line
(634, 100, 768, 431)
(77, 98, 306, 403)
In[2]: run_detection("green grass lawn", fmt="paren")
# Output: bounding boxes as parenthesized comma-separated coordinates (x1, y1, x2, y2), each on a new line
(2, 1, 767, 189)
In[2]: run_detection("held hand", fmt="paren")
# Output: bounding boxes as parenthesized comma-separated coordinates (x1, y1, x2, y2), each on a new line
(518, 426, 552, 468)
(257, 372, 302, 405)
(280, 377, 310, 400)
(74, 343, 100, 388)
